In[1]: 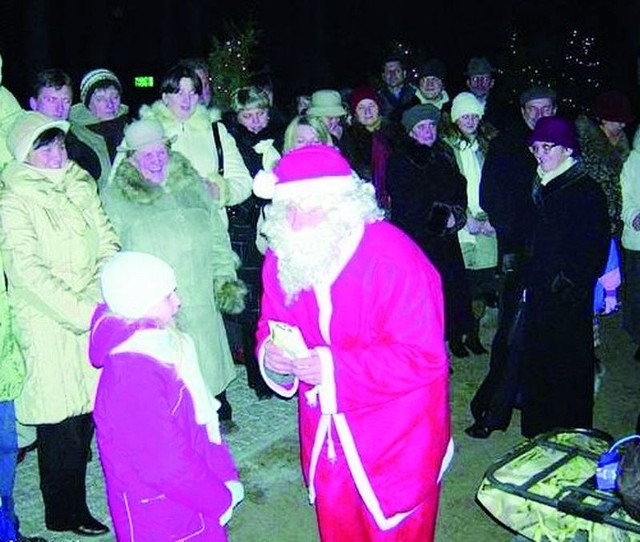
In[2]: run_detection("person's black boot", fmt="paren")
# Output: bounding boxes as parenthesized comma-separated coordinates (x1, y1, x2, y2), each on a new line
(465, 332, 488, 355)
(464, 423, 493, 439)
(449, 338, 469, 358)
(242, 321, 274, 400)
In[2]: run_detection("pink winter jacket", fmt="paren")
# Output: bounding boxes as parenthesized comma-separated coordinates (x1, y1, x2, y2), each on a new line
(89, 304, 240, 541)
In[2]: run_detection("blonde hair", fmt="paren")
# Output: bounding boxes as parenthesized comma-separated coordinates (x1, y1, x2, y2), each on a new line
(230, 85, 270, 113)
(283, 115, 332, 152)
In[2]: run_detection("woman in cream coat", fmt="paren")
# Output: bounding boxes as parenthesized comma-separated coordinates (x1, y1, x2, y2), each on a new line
(0, 111, 118, 535)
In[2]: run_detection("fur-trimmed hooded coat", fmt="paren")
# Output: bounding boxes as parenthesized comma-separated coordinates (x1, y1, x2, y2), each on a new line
(101, 151, 239, 396)
(575, 114, 630, 235)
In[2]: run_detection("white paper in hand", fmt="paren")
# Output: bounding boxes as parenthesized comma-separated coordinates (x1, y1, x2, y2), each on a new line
(268, 320, 309, 358)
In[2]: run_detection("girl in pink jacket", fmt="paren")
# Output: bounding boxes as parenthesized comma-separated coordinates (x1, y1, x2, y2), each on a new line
(89, 251, 244, 541)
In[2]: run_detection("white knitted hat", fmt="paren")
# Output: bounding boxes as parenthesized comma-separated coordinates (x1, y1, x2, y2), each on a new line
(451, 92, 485, 122)
(100, 251, 177, 320)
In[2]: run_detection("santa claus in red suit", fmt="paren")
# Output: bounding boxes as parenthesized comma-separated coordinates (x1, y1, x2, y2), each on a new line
(253, 144, 453, 541)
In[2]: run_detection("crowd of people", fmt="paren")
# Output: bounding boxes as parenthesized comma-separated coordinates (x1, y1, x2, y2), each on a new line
(0, 46, 636, 541)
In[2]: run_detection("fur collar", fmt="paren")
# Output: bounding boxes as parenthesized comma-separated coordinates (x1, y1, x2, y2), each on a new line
(110, 151, 203, 204)
(139, 100, 221, 128)
(576, 114, 630, 161)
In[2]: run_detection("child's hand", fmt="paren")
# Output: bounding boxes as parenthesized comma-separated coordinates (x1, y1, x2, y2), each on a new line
(219, 480, 244, 526)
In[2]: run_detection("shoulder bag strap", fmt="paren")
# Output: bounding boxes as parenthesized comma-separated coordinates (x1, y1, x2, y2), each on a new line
(212, 122, 224, 176)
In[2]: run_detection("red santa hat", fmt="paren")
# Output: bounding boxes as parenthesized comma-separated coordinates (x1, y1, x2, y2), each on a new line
(253, 144, 358, 201)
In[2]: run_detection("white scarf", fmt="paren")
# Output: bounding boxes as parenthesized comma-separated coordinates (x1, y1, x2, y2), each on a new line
(112, 328, 222, 444)
(457, 139, 483, 216)
(537, 156, 576, 186)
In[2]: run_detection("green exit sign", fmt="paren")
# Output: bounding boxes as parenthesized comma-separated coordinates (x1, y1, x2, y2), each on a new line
(134, 76, 154, 88)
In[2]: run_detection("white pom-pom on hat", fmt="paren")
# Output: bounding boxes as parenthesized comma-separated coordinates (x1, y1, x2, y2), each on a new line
(253, 144, 358, 201)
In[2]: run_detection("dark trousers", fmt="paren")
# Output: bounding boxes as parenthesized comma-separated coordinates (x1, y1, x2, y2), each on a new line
(623, 248, 640, 344)
(241, 319, 272, 396)
(37, 413, 94, 529)
(470, 270, 525, 430)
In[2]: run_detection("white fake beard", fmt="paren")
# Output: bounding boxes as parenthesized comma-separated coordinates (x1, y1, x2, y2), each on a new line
(266, 212, 352, 304)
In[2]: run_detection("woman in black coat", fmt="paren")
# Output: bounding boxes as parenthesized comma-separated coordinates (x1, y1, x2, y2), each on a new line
(222, 86, 284, 399)
(520, 117, 610, 438)
(387, 104, 474, 358)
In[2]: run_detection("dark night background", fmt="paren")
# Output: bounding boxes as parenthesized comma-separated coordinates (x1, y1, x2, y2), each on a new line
(1, 0, 640, 115)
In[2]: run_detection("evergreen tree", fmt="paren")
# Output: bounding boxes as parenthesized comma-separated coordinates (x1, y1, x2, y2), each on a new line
(207, 20, 259, 112)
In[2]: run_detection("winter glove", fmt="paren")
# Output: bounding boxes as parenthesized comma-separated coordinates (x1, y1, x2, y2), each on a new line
(550, 271, 587, 305)
(603, 290, 619, 315)
(425, 202, 450, 236)
(205, 172, 229, 204)
(219, 480, 245, 526)
(214, 278, 248, 315)
(501, 253, 519, 274)
(427, 202, 466, 236)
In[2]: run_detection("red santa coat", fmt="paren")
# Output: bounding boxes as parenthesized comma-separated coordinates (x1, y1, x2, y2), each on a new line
(257, 220, 452, 533)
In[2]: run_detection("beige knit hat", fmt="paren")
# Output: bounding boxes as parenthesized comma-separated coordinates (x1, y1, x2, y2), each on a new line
(117, 119, 174, 152)
(6, 111, 69, 163)
(306, 90, 347, 117)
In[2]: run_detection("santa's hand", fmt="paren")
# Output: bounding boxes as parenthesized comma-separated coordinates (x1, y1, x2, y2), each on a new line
(292, 351, 322, 386)
(263, 340, 296, 375)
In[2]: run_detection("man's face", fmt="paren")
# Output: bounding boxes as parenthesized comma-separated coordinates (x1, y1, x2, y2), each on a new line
(600, 120, 626, 141)
(163, 77, 199, 122)
(355, 99, 380, 127)
(88, 86, 121, 120)
(262, 197, 349, 302)
(382, 61, 405, 88)
(286, 201, 326, 231)
(410, 119, 437, 146)
(30, 85, 72, 120)
(466, 74, 494, 99)
(521, 98, 556, 130)
(419, 76, 443, 100)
